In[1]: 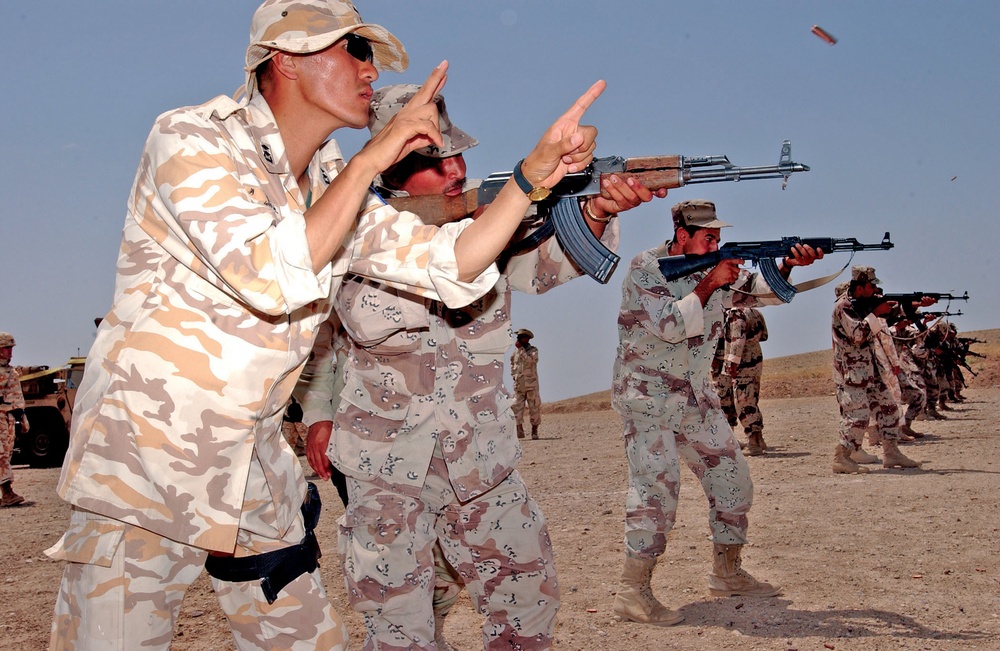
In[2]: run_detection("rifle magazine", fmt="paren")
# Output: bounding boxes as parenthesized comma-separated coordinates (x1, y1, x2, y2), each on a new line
(549, 198, 620, 284)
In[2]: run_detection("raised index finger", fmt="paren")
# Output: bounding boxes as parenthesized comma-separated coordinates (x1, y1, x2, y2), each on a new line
(409, 60, 450, 107)
(560, 79, 606, 123)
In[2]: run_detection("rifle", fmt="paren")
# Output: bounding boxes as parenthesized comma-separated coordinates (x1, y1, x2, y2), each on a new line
(965, 350, 987, 360)
(386, 140, 810, 284)
(959, 336, 986, 345)
(656, 233, 894, 303)
(921, 310, 964, 319)
(876, 291, 969, 331)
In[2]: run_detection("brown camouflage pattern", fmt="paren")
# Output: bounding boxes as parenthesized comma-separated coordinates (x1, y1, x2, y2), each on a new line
(511, 343, 541, 428)
(326, 210, 618, 648)
(891, 323, 928, 424)
(0, 364, 26, 484)
(715, 307, 768, 436)
(611, 244, 781, 559)
(831, 296, 901, 448)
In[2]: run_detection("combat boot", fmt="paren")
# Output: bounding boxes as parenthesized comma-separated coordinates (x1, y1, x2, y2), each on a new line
(434, 613, 460, 651)
(707, 543, 781, 597)
(833, 445, 870, 474)
(531, 424, 539, 440)
(900, 422, 925, 439)
(867, 427, 881, 448)
(938, 397, 953, 411)
(0, 481, 24, 508)
(882, 439, 921, 469)
(850, 446, 880, 464)
(747, 433, 765, 456)
(612, 554, 684, 626)
(516, 422, 525, 439)
(924, 405, 946, 420)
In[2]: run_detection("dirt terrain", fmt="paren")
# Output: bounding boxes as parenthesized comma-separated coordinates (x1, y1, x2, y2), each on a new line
(2, 330, 998, 650)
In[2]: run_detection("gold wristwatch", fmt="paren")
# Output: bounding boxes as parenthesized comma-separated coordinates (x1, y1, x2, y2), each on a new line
(512, 159, 550, 202)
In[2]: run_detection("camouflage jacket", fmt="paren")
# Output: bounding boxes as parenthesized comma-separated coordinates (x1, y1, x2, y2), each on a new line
(510, 344, 539, 393)
(55, 93, 498, 552)
(328, 218, 619, 502)
(0, 364, 24, 414)
(722, 306, 768, 378)
(611, 243, 779, 431)
(295, 313, 350, 427)
(831, 295, 885, 387)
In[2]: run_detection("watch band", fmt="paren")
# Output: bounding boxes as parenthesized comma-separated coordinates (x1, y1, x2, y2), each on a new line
(512, 159, 550, 202)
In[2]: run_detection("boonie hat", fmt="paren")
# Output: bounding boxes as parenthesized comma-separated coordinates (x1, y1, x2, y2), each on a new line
(851, 265, 881, 284)
(369, 84, 478, 158)
(515, 329, 534, 339)
(834, 281, 850, 299)
(671, 199, 732, 230)
(244, 0, 408, 98)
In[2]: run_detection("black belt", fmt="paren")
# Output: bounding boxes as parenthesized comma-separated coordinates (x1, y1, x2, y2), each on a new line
(205, 482, 322, 604)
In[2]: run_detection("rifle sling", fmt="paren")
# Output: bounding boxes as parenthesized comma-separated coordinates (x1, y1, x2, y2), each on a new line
(732, 254, 856, 303)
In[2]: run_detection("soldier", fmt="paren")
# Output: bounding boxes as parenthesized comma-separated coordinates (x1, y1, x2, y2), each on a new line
(45, 0, 607, 647)
(511, 328, 542, 439)
(831, 266, 921, 474)
(0, 332, 29, 508)
(889, 313, 929, 439)
(611, 199, 822, 625)
(302, 84, 661, 649)
(717, 306, 769, 455)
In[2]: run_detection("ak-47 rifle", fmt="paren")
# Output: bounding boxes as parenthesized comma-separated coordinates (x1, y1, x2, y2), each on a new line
(386, 140, 810, 284)
(874, 291, 969, 331)
(921, 310, 964, 319)
(656, 233, 894, 303)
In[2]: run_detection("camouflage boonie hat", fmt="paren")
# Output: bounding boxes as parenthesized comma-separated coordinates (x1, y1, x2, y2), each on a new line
(834, 281, 850, 299)
(369, 84, 478, 158)
(515, 328, 534, 339)
(851, 265, 881, 284)
(244, 0, 408, 98)
(671, 199, 732, 230)
(0, 332, 13, 347)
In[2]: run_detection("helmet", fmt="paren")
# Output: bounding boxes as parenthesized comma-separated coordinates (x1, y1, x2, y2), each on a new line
(0, 332, 14, 347)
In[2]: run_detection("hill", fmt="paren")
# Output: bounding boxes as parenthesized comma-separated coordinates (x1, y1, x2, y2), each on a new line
(544, 327, 1000, 414)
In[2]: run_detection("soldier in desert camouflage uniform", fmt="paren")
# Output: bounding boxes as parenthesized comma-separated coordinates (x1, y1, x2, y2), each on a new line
(511, 328, 542, 439)
(831, 266, 921, 475)
(0, 332, 29, 508)
(717, 306, 769, 455)
(611, 200, 823, 626)
(889, 314, 929, 439)
(45, 0, 607, 648)
(300, 83, 661, 651)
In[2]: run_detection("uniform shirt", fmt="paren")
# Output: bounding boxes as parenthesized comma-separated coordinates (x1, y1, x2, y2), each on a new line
(510, 344, 539, 393)
(612, 243, 779, 432)
(0, 364, 25, 416)
(831, 295, 883, 387)
(328, 214, 620, 502)
(722, 306, 768, 378)
(56, 93, 497, 553)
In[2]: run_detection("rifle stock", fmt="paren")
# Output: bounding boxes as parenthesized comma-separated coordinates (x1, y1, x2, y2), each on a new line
(386, 141, 810, 283)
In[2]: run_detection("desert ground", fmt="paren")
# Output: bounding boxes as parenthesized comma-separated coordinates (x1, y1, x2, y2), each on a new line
(2, 330, 998, 650)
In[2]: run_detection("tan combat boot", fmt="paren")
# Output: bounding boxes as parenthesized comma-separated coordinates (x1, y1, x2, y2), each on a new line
(924, 404, 946, 420)
(833, 445, 870, 474)
(850, 446, 880, 464)
(747, 433, 765, 456)
(516, 422, 525, 439)
(530, 424, 539, 440)
(938, 397, 952, 411)
(900, 422, 925, 439)
(707, 543, 781, 597)
(612, 554, 684, 626)
(0, 481, 24, 508)
(882, 439, 922, 469)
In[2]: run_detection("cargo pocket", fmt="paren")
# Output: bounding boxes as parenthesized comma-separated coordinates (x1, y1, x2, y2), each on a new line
(45, 507, 126, 567)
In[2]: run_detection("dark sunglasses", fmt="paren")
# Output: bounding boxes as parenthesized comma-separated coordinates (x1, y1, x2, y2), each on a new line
(342, 33, 373, 64)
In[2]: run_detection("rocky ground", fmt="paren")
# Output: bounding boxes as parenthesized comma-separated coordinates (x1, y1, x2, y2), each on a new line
(2, 331, 997, 650)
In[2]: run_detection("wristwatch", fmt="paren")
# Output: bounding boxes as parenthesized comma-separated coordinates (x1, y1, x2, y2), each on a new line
(512, 159, 550, 202)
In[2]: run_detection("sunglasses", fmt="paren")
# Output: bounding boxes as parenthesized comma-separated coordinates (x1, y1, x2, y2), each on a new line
(343, 33, 374, 64)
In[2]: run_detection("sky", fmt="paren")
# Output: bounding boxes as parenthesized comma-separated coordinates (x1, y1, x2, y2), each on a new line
(2, 1, 998, 402)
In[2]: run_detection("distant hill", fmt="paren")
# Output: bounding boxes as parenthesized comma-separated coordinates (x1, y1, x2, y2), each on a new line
(544, 328, 999, 414)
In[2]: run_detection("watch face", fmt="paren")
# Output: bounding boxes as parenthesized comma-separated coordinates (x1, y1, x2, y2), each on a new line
(528, 186, 551, 201)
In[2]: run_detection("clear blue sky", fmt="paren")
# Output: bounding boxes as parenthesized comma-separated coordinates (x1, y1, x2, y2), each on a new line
(3, 1, 997, 401)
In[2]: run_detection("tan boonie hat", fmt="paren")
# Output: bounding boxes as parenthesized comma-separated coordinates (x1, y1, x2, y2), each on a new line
(244, 0, 408, 98)
(851, 265, 881, 284)
(515, 328, 534, 339)
(834, 281, 850, 299)
(671, 199, 732, 230)
(369, 84, 478, 158)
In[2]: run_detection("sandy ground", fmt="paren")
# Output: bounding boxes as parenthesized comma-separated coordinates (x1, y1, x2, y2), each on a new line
(2, 331, 997, 650)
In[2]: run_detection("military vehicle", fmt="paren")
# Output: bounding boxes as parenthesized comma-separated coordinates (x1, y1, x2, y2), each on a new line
(13, 357, 86, 468)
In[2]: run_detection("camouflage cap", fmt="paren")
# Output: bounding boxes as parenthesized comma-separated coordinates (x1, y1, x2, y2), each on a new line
(834, 281, 850, 299)
(515, 328, 534, 339)
(671, 199, 732, 230)
(244, 0, 408, 98)
(368, 84, 478, 158)
(851, 265, 881, 284)
(0, 332, 14, 347)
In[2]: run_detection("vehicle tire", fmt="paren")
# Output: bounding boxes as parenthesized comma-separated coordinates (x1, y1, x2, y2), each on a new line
(21, 408, 69, 468)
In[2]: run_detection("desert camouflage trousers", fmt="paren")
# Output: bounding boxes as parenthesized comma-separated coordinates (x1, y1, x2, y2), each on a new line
(47, 506, 347, 650)
(512, 388, 542, 428)
(621, 407, 753, 560)
(0, 413, 14, 484)
(836, 380, 902, 449)
(898, 369, 927, 425)
(338, 449, 559, 651)
(715, 373, 764, 436)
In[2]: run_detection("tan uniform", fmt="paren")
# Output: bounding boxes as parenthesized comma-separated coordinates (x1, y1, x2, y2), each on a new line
(511, 342, 541, 429)
(0, 364, 25, 485)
